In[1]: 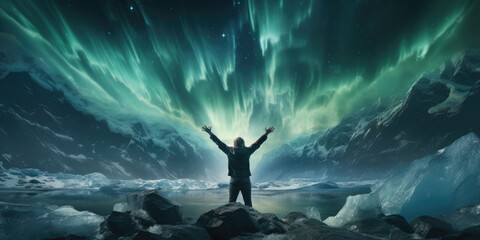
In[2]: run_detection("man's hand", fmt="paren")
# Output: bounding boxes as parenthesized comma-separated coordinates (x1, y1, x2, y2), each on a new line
(202, 125, 212, 134)
(265, 126, 275, 135)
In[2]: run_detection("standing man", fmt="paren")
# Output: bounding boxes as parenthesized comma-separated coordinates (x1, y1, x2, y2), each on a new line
(202, 125, 274, 207)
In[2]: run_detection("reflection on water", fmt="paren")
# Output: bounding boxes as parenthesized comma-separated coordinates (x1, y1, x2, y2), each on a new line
(0, 188, 369, 219)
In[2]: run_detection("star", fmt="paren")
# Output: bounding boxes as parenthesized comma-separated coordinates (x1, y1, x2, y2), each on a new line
(129, 5, 134, 11)
(222, 33, 226, 38)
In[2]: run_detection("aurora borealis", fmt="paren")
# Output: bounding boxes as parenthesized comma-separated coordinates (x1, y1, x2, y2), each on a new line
(1, 0, 480, 166)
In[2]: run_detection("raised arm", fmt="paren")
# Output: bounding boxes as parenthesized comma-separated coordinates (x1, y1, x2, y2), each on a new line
(202, 125, 229, 154)
(249, 126, 275, 154)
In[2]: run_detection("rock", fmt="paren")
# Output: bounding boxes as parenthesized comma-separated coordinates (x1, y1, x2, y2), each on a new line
(183, 217, 195, 225)
(441, 225, 480, 240)
(46, 235, 88, 240)
(383, 214, 414, 233)
(287, 219, 374, 240)
(145, 225, 211, 240)
(457, 225, 480, 240)
(257, 213, 288, 234)
(343, 217, 412, 240)
(100, 211, 138, 238)
(127, 190, 182, 225)
(282, 212, 307, 225)
(438, 201, 480, 230)
(195, 202, 260, 240)
(411, 215, 454, 238)
(130, 209, 156, 228)
(230, 232, 273, 240)
(132, 231, 165, 240)
(288, 217, 327, 230)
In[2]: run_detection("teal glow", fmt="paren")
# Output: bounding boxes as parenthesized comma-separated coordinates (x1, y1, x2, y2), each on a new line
(0, 1, 479, 166)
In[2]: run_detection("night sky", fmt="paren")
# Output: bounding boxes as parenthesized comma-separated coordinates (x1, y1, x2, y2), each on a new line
(1, 0, 480, 166)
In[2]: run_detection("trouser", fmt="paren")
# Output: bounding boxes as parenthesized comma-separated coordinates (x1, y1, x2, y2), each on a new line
(229, 176, 252, 207)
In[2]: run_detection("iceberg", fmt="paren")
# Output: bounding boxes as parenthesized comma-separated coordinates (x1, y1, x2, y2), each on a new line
(325, 132, 480, 226)
(0, 202, 103, 239)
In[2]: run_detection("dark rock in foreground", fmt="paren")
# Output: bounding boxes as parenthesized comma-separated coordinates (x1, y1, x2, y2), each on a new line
(195, 202, 284, 240)
(133, 225, 211, 240)
(282, 212, 308, 225)
(383, 214, 415, 234)
(456, 225, 480, 240)
(46, 235, 88, 240)
(411, 215, 454, 239)
(101, 211, 138, 237)
(98, 191, 480, 240)
(127, 190, 182, 225)
(343, 217, 412, 240)
(287, 217, 374, 240)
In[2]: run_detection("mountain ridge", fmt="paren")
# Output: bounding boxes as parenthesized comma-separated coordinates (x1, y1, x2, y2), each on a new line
(254, 49, 480, 182)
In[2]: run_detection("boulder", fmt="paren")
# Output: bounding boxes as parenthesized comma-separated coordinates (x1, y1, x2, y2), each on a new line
(343, 217, 412, 240)
(441, 225, 480, 240)
(411, 215, 453, 238)
(287, 219, 374, 240)
(282, 212, 308, 225)
(130, 209, 157, 228)
(132, 231, 164, 240)
(46, 235, 88, 240)
(196, 203, 260, 240)
(383, 215, 414, 233)
(288, 217, 327, 230)
(127, 190, 182, 225)
(458, 225, 480, 240)
(100, 211, 138, 238)
(142, 225, 211, 240)
(257, 213, 288, 234)
(230, 232, 276, 240)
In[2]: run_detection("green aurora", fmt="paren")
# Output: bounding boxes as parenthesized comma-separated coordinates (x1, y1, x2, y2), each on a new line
(1, 0, 480, 166)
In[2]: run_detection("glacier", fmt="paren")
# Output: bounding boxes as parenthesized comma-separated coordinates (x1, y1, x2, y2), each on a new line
(325, 132, 480, 227)
(0, 163, 363, 191)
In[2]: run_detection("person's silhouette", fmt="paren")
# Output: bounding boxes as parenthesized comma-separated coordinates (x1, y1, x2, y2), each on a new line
(202, 125, 274, 207)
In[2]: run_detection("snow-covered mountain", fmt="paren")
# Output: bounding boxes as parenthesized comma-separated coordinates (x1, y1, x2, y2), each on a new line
(0, 72, 219, 179)
(255, 49, 480, 181)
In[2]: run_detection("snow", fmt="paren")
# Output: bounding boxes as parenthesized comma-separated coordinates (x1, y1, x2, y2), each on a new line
(48, 145, 87, 161)
(43, 108, 61, 124)
(428, 82, 470, 115)
(0, 202, 103, 240)
(110, 161, 131, 177)
(1, 153, 12, 162)
(10, 110, 73, 141)
(325, 132, 480, 227)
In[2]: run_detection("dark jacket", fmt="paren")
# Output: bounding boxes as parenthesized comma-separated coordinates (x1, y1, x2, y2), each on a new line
(209, 133, 267, 177)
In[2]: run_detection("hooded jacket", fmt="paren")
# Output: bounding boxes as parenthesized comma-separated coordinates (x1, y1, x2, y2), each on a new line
(209, 133, 267, 177)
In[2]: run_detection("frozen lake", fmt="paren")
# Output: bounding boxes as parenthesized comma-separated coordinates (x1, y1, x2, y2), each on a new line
(0, 187, 370, 220)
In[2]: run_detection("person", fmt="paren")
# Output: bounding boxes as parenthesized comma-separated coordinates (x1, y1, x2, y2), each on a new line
(201, 125, 274, 207)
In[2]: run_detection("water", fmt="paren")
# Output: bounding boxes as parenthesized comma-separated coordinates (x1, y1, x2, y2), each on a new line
(0, 187, 370, 220)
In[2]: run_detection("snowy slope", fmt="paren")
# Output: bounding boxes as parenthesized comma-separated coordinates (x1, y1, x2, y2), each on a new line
(0, 72, 220, 180)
